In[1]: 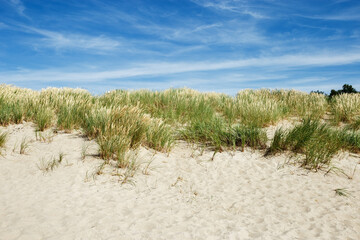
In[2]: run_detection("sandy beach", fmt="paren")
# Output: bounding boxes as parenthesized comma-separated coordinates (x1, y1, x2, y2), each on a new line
(0, 122, 359, 240)
(2, 0, 360, 238)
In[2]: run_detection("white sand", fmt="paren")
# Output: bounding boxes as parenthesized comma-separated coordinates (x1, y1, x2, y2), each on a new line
(0, 123, 359, 240)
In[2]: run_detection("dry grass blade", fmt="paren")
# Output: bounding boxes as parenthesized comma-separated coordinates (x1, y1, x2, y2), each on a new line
(0, 131, 7, 149)
(334, 188, 351, 197)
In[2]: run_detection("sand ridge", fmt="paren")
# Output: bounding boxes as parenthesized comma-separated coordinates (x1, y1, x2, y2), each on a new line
(0, 123, 359, 239)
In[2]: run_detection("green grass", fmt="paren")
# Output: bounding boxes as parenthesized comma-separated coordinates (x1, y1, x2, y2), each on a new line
(331, 93, 360, 124)
(266, 119, 360, 170)
(37, 153, 65, 172)
(1, 84, 360, 176)
(332, 128, 360, 153)
(345, 118, 360, 131)
(145, 120, 174, 152)
(20, 137, 30, 154)
(181, 116, 267, 152)
(35, 107, 53, 131)
(334, 188, 351, 197)
(0, 131, 7, 149)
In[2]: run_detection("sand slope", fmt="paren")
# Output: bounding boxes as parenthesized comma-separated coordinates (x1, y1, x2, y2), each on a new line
(0, 123, 359, 240)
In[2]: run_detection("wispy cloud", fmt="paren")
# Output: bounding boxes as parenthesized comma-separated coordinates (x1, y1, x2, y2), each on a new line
(24, 27, 121, 52)
(8, 0, 27, 17)
(191, 0, 270, 19)
(2, 51, 360, 83)
(135, 20, 266, 46)
(297, 5, 360, 21)
(0, 22, 8, 28)
(299, 14, 360, 21)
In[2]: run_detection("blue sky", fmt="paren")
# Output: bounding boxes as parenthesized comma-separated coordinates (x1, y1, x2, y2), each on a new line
(0, 0, 360, 94)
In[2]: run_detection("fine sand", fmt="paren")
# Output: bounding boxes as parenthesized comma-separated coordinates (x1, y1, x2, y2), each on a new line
(0, 122, 360, 240)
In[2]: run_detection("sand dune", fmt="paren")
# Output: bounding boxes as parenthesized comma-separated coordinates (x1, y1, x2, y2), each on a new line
(0, 123, 359, 239)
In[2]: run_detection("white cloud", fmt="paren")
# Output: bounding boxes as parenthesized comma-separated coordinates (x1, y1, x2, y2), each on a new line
(8, 0, 27, 17)
(191, 0, 269, 19)
(138, 20, 266, 45)
(26, 27, 121, 52)
(2, 51, 360, 83)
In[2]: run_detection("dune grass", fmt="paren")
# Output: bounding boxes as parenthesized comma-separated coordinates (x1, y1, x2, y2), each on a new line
(1, 84, 360, 174)
(20, 137, 30, 154)
(266, 120, 337, 170)
(266, 119, 360, 170)
(180, 116, 267, 153)
(331, 93, 360, 124)
(37, 153, 65, 172)
(35, 107, 53, 131)
(345, 118, 360, 131)
(0, 131, 7, 149)
(145, 120, 174, 152)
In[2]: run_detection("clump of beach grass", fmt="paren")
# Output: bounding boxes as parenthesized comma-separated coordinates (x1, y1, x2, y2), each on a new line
(35, 107, 54, 131)
(266, 120, 334, 169)
(266, 119, 360, 170)
(345, 117, 360, 131)
(83, 106, 147, 163)
(37, 153, 65, 172)
(181, 116, 267, 153)
(331, 93, 360, 124)
(35, 130, 55, 143)
(145, 120, 174, 152)
(19, 137, 30, 154)
(236, 89, 285, 127)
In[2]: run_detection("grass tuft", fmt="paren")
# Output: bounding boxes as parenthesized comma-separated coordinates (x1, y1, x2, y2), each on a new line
(181, 116, 267, 152)
(20, 137, 30, 154)
(37, 153, 65, 172)
(145, 120, 174, 152)
(35, 107, 53, 131)
(266, 119, 343, 170)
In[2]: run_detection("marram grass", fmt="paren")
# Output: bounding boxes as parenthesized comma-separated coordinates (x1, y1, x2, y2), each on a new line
(331, 93, 360, 124)
(1, 84, 359, 173)
(266, 119, 360, 170)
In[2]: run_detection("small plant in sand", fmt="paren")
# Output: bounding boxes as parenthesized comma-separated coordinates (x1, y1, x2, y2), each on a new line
(84, 161, 109, 182)
(120, 159, 139, 185)
(81, 143, 90, 161)
(0, 131, 7, 149)
(35, 130, 55, 143)
(0, 131, 8, 156)
(95, 161, 106, 175)
(19, 137, 30, 154)
(142, 158, 155, 175)
(334, 188, 351, 197)
(37, 153, 65, 172)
